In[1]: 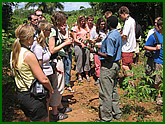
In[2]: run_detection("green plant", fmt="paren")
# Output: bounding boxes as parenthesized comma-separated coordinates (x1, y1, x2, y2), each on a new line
(2, 29, 15, 84)
(122, 62, 159, 105)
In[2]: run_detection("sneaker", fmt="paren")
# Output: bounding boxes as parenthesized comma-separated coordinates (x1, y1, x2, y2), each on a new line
(51, 113, 68, 121)
(58, 107, 72, 113)
(94, 78, 100, 85)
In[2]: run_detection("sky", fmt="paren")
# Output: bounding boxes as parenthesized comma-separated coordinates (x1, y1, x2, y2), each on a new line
(12, 2, 91, 12)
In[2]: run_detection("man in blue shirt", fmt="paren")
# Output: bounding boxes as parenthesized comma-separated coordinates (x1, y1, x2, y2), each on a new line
(144, 17, 163, 106)
(90, 16, 122, 122)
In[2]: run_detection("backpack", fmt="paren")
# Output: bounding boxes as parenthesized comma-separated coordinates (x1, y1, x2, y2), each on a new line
(49, 26, 59, 60)
(135, 22, 142, 39)
(145, 32, 160, 76)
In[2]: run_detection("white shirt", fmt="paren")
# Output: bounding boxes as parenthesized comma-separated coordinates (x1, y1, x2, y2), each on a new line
(90, 29, 107, 46)
(122, 16, 136, 53)
(33, 43, 53, 76)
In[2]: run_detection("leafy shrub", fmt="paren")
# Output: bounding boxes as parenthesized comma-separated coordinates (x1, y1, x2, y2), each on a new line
(2, 29, 15, 84)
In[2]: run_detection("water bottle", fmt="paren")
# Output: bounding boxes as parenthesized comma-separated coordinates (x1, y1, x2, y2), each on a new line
(36, 82, 43, 93)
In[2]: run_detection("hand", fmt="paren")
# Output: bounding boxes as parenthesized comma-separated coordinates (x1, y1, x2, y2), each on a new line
(64, 38, 72, 46)
(156, 44, 161, 50)
(56, 68, 64, 74)
(89, 47, 95, 53)
(81, 43, 86, 48)
(96, 35, 101, 41)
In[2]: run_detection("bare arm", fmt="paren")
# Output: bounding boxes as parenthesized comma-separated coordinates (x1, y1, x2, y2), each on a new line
(24, 52, 53, 93)
(72, 31, 82, 44)
(121, 34, 127, 39)
(72, 31, 86, 48)
(90, 47, 112, 60)
(144, 45, 161, 51)
(86, 32, 90, 41)
(49, 36, 72, 54)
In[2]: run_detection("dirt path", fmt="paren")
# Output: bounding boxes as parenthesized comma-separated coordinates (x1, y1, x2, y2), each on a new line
(2, 63, 163, 122)
(50, 69, 100, 122)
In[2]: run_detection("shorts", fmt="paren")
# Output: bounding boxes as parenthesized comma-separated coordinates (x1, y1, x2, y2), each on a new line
(122, 52, 134, 66)
(155, 63, 163, 85)
(17, 91, 48, 122)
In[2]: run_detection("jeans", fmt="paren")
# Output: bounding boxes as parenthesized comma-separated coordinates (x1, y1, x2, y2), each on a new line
(64, 52, 72, 86)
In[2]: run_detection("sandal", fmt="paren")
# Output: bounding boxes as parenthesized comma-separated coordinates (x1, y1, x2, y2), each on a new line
(78, 76, 83, 83)
(67, 87, 75, 93)
(58, 107, 72, 113)
(51, 113, 68, 120)
(86, 75, 91, 82)
(156, 97, 163, 106)
(61, 97, 71, 102)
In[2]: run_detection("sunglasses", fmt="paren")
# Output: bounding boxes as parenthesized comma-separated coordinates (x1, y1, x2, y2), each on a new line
(100, 24, 105, 25)
(36, 14, 42, 17)
(33, 19, 38, 21)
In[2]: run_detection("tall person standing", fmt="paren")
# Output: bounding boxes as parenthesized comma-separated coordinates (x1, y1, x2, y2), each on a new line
(118, 6, 136, 87)
(90, 16, 122, 122)
(47, 11, 72, 121)
(71, 15, 91, 82)
(10, 24, 53, 122)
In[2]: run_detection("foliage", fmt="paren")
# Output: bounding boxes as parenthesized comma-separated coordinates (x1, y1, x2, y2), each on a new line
(13, 8, 35, 19)
(92, 2, 163, 32)
(2, 3, 13, 33)
(2, 29, 15, 84)
(122, 57, 163, 104)
(24, 2, 64, 15)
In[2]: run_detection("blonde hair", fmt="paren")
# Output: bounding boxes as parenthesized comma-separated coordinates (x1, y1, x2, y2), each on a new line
(11, 23, 35, 70)
(77, 15, 86, 31)
(36, 21, 52, 47)
(105, 11, 112, 18)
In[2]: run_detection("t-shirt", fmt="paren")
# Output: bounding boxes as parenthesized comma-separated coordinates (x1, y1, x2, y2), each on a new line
(145, 31, 163, 64)
(71, 26, 89, 45)
(33, 43, 53, 76)
(99, 29, 122, 62)
(46, 27, 66, 57)
(122, 16, 136, 53)
(90, 29, 107, 46)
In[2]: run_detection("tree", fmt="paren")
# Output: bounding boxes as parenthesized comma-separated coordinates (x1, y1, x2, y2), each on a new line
(89, 2, 97, 16)
(80, 6, 85, 10)
(2, 2, 18, 33)
(24, 2, 64, 15)
(92, 2, 163, 31)
(47, 2, 64, 15)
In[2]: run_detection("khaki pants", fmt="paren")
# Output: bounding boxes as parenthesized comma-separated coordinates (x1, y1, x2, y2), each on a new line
(50, 58, 65, 107)
(99, 61, 121, 122)
(74, 45, 90, 73)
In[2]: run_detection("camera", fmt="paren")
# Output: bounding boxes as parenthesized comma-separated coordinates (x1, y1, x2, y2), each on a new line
(144, 51, 153, 58)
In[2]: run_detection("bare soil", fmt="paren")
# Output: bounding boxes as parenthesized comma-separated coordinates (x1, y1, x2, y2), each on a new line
(2, 62, 163, 122)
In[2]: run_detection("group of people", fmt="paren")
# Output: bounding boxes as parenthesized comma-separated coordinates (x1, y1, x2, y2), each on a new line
(10, 6, 163, 122)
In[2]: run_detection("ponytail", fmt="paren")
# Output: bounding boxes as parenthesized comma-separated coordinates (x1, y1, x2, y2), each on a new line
(36, 21, 52, 47)
(11, 38, 21, 70)
(11, 24, 35, 70)
(36, 30, 45, 47)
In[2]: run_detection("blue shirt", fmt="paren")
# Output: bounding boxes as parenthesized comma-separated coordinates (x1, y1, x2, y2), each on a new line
(99, 29, 122, 62)
(145, 31, 163, 64)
